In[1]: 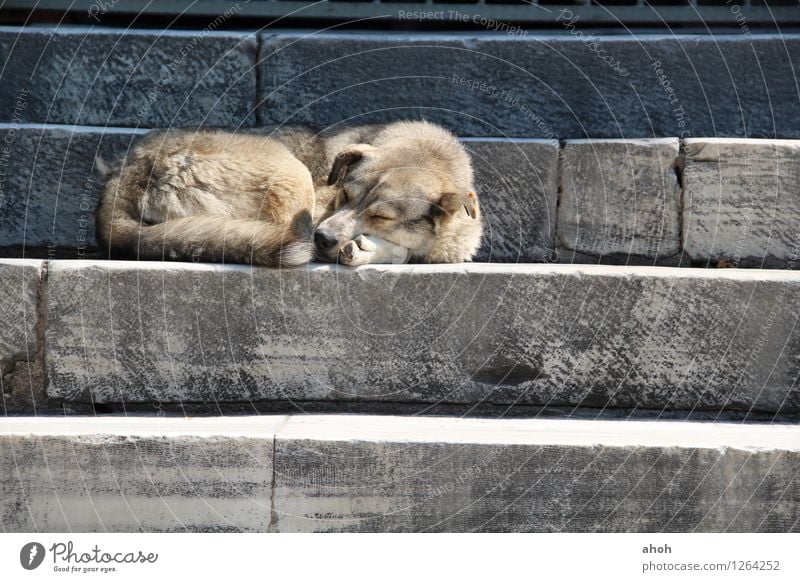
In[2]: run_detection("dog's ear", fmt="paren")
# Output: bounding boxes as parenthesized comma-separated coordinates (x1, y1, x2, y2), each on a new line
(437, 191, 479, 220)
(327, 144, 375, 186)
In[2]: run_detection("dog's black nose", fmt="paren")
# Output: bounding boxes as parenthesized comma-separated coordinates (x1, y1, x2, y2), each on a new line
(314, 230, 338, 251)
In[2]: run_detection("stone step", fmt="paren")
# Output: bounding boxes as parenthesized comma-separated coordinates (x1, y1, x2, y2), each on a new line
(37, 261, 800, 414)
(1, 26, 797, 139)
(0, 26, 257, 128)
(2, 124, 799, 266)
(1, 414, 798, 532)
(0, 124, 559, 263)
(259, 32, 800, 140)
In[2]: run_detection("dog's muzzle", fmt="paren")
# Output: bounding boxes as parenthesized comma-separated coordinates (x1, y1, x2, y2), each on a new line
(314, 229, 339, 260)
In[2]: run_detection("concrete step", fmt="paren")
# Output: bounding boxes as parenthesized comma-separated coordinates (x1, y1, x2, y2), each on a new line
(1, 26, 797, 139)
(2, 124, 800, 266)
(1, 414, 798, 532)
(30, 261, 800, 414)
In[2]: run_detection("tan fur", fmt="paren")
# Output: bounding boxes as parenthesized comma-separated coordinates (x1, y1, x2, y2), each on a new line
(96, 121, 483, 267)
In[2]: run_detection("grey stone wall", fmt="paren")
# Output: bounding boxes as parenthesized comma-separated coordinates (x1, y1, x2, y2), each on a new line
(2, 28, 797, 137)
(0, 27, 797, 265)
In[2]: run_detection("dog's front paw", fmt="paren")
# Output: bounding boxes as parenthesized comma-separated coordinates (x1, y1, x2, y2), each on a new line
(340, 234, 377, 266)
(339, 235, 410, 266)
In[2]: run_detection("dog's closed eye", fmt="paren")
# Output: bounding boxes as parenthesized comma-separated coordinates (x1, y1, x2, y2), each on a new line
(366, 203, 398, 222)
(369, 213, 395, 223)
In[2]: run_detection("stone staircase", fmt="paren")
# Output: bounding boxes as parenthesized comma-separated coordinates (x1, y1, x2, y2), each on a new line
(1, 25, 799, 533)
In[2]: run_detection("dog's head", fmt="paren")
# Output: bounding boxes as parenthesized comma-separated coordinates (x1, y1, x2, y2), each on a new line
(314, 124, 483, 264)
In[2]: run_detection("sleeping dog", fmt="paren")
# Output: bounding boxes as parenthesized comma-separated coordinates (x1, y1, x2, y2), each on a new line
(96, 121, 483, 266)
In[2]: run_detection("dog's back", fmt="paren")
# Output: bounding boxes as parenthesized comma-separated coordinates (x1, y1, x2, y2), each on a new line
(96, 129, 316, 266)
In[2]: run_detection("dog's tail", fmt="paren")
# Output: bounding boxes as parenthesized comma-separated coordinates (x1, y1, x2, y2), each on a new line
(96, 189, 314, 268)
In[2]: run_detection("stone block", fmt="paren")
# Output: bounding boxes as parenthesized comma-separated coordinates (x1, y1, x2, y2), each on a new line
(465, 138, 559, 262)
(45, 262, 800, 413)
(0, 416, 281, 532)
(0, 27, 257, 127)
(273, 415, 800, 532)
(558, 138, 681, 258)
(683, 138, 800, 266)
(0, 259, 44, 410)
(258, 33, 800, 138)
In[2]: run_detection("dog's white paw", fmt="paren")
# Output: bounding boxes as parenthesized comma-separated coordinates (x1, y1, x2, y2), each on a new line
(339, 234, 409, 266)
(340, 235, 375, 266)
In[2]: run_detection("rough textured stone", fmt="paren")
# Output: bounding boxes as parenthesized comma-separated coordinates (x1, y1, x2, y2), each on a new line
(0, 416, 281, 532)
(558, 139, 681, 258)
(0, 125, 144, 256)
(3, 415, 797, 532)
(683, 139, 800, 267)
(273, 415, 800, 532)
(258, 33, 800, 138)
(0, 259, 43, 410)
(465, 139, 558, 262)
(0, 260, 40, 367)
(45, 262, 800, 413)
(0, 27, 257, 127)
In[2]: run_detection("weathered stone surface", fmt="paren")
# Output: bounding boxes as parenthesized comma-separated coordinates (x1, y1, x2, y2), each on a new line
(274, 415, 800, 532)
(0, 259, 40, 366)
(0, 27, 257, 127)
(0, 259, 43, 409)
(0, 125, 144, 256)
(45, 262, 800, 413)
(0, 416, 281, 532)
(683, 139, 800, 267)
(465, 139, 558, 262)
(3, 414, 797, 532)
(258, 33, 800, 138)
(558, 139, 681, 258)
